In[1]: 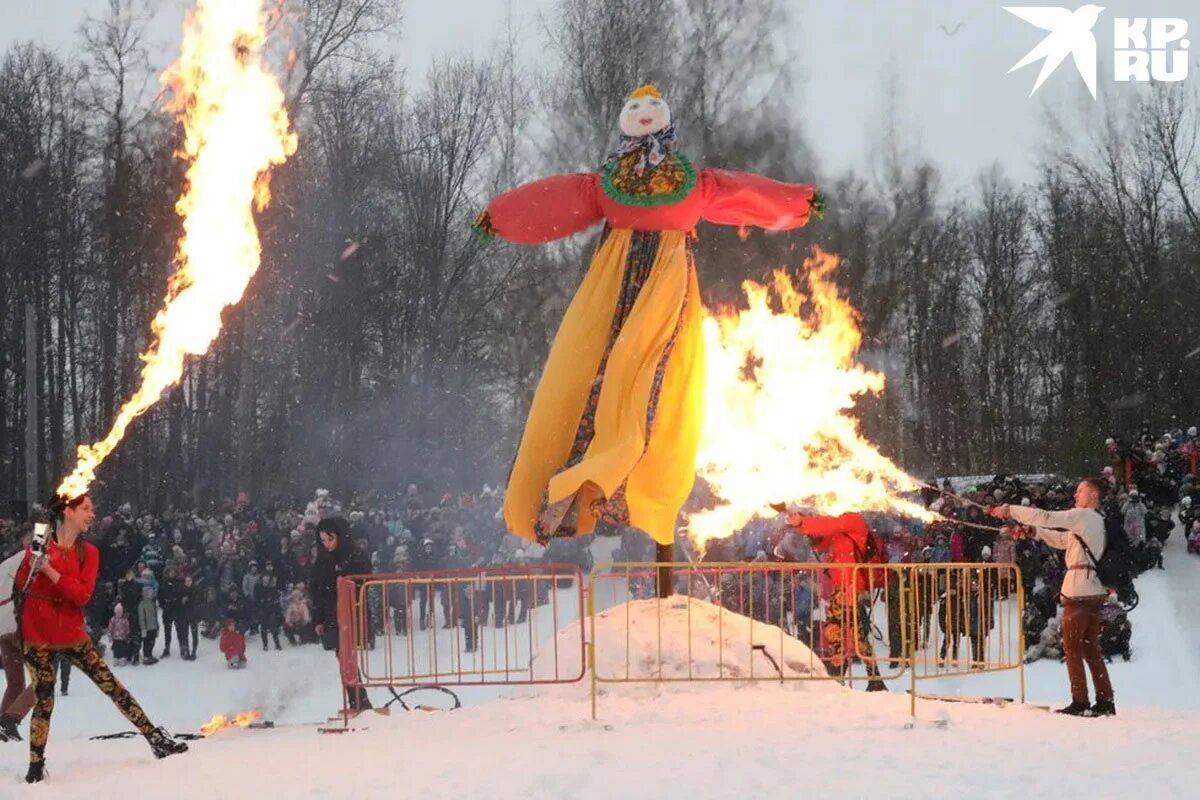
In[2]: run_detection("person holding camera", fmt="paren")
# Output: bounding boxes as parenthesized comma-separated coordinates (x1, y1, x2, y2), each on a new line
(14, 494, 188, 783)
(990, 478, 1116, 717)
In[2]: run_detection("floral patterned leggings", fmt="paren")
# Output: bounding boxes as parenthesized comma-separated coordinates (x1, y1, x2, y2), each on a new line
(24, 641, 155, 765)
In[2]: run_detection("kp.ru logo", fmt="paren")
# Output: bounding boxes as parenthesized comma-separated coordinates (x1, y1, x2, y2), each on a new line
(1005, 5, 1190, 100)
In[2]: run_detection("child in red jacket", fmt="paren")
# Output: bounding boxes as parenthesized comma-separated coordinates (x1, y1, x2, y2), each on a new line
(219, 619, 247, 668)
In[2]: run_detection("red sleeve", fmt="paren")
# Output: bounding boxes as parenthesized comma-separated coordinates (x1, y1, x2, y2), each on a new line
(55, 543, 99, 607)
(794, 515, 855, 538)
(473, 173, 604, 244)
(700, 169, 817, 230)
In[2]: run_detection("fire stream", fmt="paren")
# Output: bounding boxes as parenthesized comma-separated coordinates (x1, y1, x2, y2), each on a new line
(687, 249, 932, 550)
(199, 709, 262, 736)
(57, 0, 297, 500)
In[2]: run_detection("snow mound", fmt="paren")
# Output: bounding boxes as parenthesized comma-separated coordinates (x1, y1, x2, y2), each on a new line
(529, 595, 830, 686)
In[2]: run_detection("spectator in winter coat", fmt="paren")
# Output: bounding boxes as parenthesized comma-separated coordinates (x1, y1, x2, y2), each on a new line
(311, 517, 373, 710)
(1025, 616, 1063, 663)
(284, 588, 312, 645)
(219, 619, 247, 667)
(116, 571, 144, 664)
(137, 586, 160, 666)
(175, 575, 198, 660)
(949, 530, 965, 561)
(255, 565, 283, 650)
(1122, 492, 1147, 546)
(108, 604, 133, 665)
(223, 589, 250, 633)
(196, 587, 221, 639)
(157, 568, 183, 659)
(241, 562, 260, 605)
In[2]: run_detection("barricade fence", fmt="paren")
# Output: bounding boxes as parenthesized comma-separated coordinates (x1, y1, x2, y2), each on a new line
(336, 560, 1025, 722)
(336, 563, 587, 719)
(587, 561, 1025, 717)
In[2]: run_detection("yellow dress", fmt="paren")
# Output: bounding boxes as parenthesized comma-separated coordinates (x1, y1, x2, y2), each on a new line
(473, 152, 817, 545)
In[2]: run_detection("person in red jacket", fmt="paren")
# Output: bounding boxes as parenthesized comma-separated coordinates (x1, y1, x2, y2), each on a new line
(786, 510, 888, 691)
(14, 494, 187, 783)
(219, 618, 248, 667)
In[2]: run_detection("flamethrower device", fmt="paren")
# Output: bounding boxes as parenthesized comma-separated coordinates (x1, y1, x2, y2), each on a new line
(20, 521, 51, 594)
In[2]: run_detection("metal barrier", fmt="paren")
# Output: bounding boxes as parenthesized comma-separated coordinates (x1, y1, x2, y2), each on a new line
(336, 563, 587, 721)
(588, 561, 1025, 718)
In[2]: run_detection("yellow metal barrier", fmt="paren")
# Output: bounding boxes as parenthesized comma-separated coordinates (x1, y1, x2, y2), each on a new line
(588, 561, 1025, 718)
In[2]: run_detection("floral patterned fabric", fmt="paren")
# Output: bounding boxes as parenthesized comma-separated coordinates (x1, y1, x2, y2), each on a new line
(534, 228, 692, 542)
(25, 640, 156, 766)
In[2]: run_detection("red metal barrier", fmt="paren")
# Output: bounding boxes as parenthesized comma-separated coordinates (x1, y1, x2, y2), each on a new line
(335, 563, 587, 720)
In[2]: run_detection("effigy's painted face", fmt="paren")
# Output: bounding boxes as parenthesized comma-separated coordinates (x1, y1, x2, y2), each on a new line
(619, 95, 671, 137)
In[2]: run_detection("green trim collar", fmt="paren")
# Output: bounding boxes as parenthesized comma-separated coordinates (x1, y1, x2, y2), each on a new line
(600, 153, 697, 207)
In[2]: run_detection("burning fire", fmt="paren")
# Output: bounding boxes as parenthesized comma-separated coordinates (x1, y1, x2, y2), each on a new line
(200, 709, 263, 736)
(687, 248, 931, 549)
(56, 0, 297, 501)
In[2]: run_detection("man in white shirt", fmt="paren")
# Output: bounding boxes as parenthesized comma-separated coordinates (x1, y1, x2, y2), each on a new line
(990, 478, 1115, 717)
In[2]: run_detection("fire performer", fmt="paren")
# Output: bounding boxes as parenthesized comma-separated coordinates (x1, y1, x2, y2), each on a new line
(475, 84, 822, 549)
(785, 510, 888, 691)
(14, 494, 188, 783)
(989, 479, 1115, 717)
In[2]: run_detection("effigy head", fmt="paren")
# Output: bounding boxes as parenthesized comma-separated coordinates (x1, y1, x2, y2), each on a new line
(619, 84, 671, 137)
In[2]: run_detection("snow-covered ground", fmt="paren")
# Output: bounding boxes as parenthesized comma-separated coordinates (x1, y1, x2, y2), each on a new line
(6, 530, 1200, 797)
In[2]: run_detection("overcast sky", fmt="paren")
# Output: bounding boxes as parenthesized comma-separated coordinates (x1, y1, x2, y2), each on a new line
(3, 0, 1198, 187)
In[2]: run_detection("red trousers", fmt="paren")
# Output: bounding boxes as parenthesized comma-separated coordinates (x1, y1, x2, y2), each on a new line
(1062, 596, 1114, 705)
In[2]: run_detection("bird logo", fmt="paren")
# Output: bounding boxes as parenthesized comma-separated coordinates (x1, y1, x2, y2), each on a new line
(1005, 5, 1106, 100)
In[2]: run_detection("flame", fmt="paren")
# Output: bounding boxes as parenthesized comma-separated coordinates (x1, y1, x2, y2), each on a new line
(200, 709, 263, 736)
(56, 0, 297, 501)
(687, 248, 932, 549)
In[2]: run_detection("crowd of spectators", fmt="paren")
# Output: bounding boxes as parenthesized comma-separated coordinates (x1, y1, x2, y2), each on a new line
(1, 423, 1195, 682)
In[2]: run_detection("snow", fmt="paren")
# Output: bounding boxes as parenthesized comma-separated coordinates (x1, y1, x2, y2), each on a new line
(8, 531, 1200, 797)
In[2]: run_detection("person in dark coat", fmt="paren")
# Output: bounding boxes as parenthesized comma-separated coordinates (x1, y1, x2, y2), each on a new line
(175, 575, 200, 660)
(157, 568, 183, 659)
(311, 517, 373, 710)
(256, 563, 283, 650)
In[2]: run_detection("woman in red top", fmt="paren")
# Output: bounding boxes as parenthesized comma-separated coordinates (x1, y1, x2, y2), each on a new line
(14, 494, 187, 783)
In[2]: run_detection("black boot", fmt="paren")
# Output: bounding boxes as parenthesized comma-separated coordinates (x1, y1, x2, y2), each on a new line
(1055, 700, 1091, 716)
(0, 715, 23, 742)
(25, 762, 45, 783)
(866, 680, 888, 692)
(147, 727, 189, 759)
(1091, 700, 1117, 717)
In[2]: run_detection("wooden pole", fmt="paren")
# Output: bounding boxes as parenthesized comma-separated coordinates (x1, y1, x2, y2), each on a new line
(656, 540, 673, 599)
